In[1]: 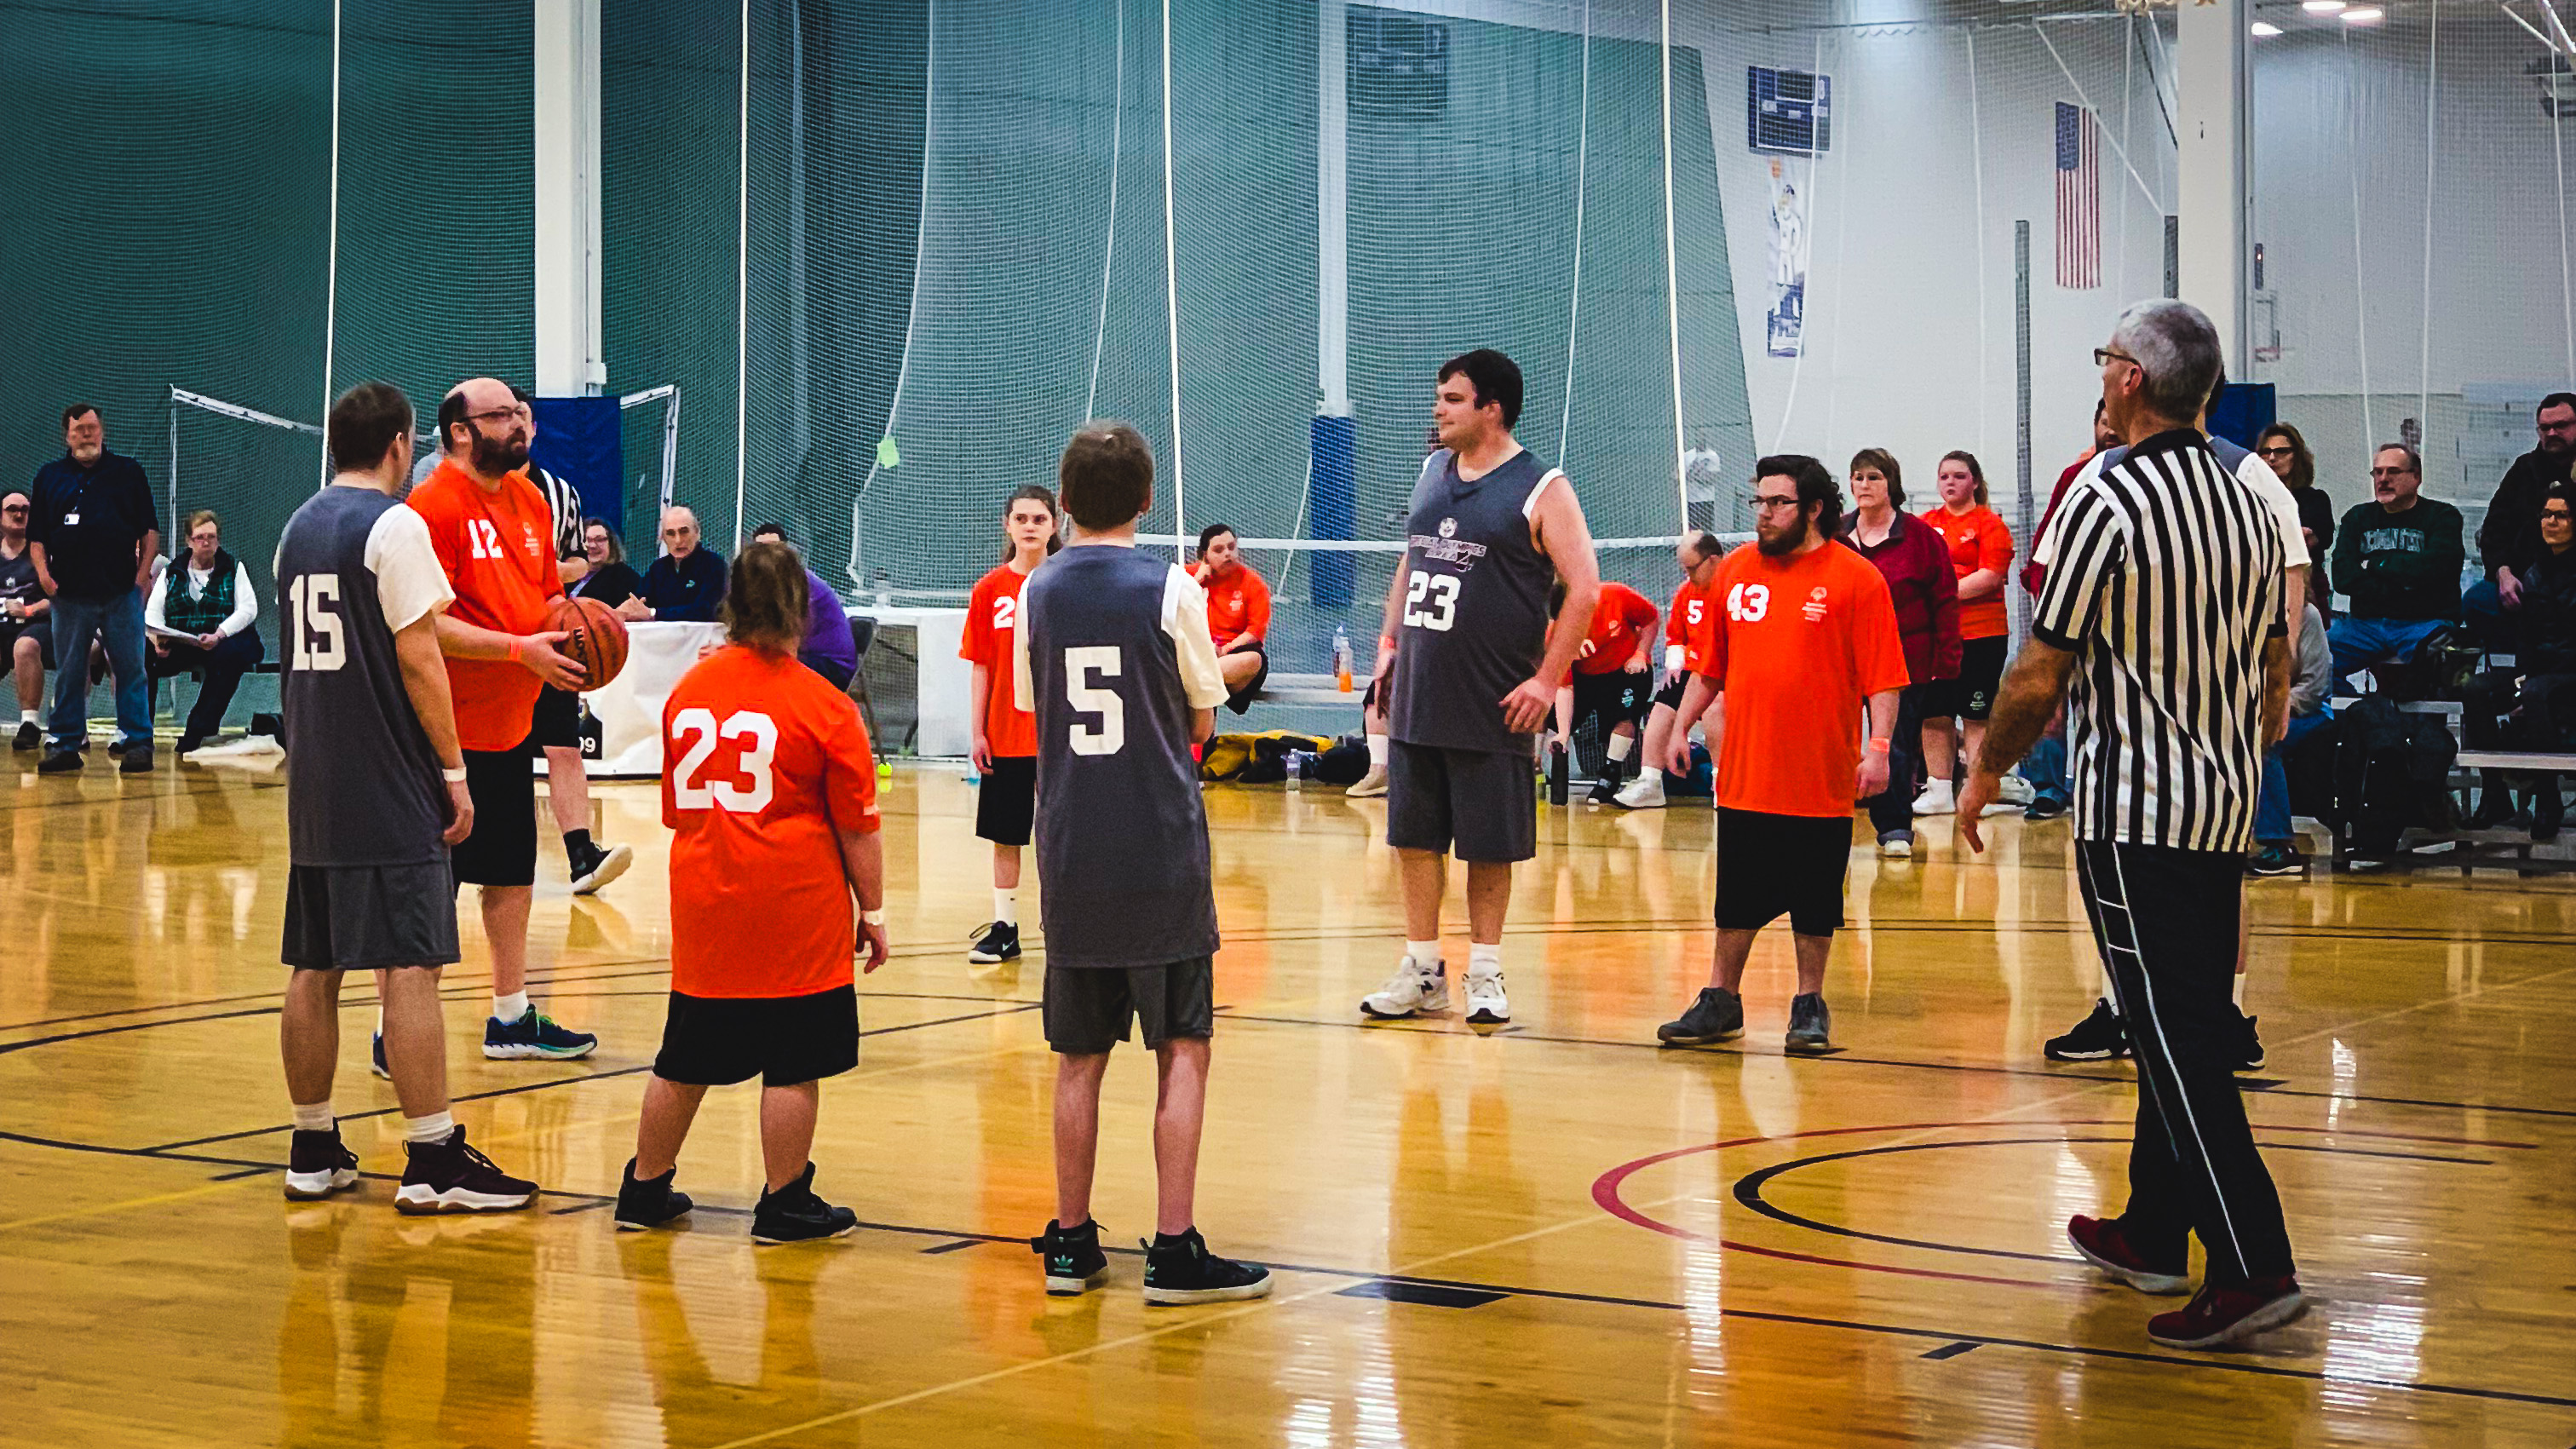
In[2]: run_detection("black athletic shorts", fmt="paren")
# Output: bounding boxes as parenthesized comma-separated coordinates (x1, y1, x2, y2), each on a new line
(1653, 670, 1693, 712)
(1044, 958, 1215, 1055)
(1222, 647, 1270, 716)
(1572, 669, 1653, 733)
(1714, 807, 1853, 936)
(1385, 738, 1536, 864)
(0, 622, 55, 670)
(451, 734, 538, 888)
(976, 754, 1037, 848)
(1923, 635, 2008, 723)
(653, 985, 860, 1087)
(282, 860, 463, 971)
(531, 684, 581, 750)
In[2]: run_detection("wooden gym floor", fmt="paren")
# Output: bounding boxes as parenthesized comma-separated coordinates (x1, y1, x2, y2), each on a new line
(3, 758, 2573, 1447)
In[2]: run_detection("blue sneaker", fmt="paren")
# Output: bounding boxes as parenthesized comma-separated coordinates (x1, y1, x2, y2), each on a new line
(482, 1007, 598, 1061)
(370, 1031, 390, 1080)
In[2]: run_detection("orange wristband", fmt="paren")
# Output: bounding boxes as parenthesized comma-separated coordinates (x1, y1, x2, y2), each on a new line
(508, 638, 523, 664)
(1866, 738, 1891, 753)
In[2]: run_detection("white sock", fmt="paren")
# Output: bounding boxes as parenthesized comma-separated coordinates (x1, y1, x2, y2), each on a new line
(1607, 733, 1634, 763)
(1468, 943, 1504, 979)
(1634, 766, 1662, 785)
(290, 1101, 334, 1132)
(374, 1006, 384, 1037)
(2233, 974, 2247, 1008)
(404, 1110, 456, 1145)
(1367, 733, 1390, 769)
(492, 990, 530, 1023)
(1405, 939, 1440, 972)
(2100, 967, 2119, 1004)
(994, 888, 1019, 927)
(17, 709, 34, 726)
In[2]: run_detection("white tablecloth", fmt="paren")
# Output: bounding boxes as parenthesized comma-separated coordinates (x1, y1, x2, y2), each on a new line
(579, 620, 728, 777)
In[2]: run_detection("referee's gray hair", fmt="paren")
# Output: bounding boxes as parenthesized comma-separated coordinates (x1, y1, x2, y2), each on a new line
(2109, 298, 2222, 423)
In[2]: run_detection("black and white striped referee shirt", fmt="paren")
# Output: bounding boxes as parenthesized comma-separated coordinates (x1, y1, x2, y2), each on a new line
(528, 462, 583, 563)
(2031, 428, 2286, 852)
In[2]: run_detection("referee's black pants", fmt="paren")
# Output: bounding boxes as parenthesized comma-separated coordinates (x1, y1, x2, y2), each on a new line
(2073, 838, 2297, 1285)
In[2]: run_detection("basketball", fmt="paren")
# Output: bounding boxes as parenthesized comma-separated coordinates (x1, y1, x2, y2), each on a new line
(547, 595, 630, 690)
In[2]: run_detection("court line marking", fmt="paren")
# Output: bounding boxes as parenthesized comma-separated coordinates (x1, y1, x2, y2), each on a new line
(0, 1173, 274, 1233)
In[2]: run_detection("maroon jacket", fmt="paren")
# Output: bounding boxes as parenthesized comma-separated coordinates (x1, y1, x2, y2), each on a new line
(1840, 511, 1961, 684)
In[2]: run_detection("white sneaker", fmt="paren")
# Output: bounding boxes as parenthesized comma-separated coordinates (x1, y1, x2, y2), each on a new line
(1346, 765, 1389, 799)
(1912, 779, 1958, 817)
(1612, 773, 1668, 809)
(1464, 969, 1509, 1025)
(1877, 832, 1913, 859)
(1998, 774, 2035, 805)
(1360, 957, 1449, 1018)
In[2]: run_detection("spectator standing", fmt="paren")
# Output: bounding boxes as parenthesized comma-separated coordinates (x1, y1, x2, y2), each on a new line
(1914, 451, 2017, 817)
(572, 520, 641, 608)
(1192, 525, 1273, 713)
(30, 404, 158, 773)
(2327, 444, 2464, 693)
(618, 507, 728, 622)
(1838, 448, 1960, 859)
(1963, 298, 2302, 1350)
(2466, 392, 2576, 646)
(144, 509, 262, 755)
(750, 524, 860, 692)
(0, 491, 55, 750)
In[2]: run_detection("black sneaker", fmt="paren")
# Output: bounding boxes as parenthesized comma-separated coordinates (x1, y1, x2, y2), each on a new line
(2234, 1011, 2266, 1072)
(36, 748, 80, 774)
(2023, 796, 2069, 823)
(1032, 1217, 1110, 1296)
(969, 921, 1021, 964)
(284, 1126, 360, 1200)
(11, 722, 37, 751)
(175, 733, 204, 757)
(1657, 986, 1745, 1045)
(1585, 775, 1620, 806)
(1785, 992, 1834, 1055)
(119, 742, 153, 774)
(106, 737, 128, 757)
(1141, 1228, 1273, 1305)
(750, 1162, 858, 1245)
(395, 1125, 536, 1215)
(568, 840, 633, 894)
(614, 1158, 694, 1231)
(2045, 998, 2129, 1061)
(2247, 844, 2301, 877)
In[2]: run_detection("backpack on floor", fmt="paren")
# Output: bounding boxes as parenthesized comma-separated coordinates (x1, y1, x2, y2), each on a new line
(1200, 730, 1332, 783)
(1664, 740, 1715, 797)
(1308, 734, 1371, 786)
(2332, 696, 2457, 854)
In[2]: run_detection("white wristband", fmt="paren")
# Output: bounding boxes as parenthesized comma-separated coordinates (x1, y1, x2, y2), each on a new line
(443, 766, 469, 783)
(1664, 644, 1685, 673)
(861, 908, 888, 926)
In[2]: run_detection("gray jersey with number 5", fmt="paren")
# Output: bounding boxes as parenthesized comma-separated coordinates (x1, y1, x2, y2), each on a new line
(1389, 447, 1560, 755)
(1015, 544, 1229, 969)
(274, 485, 457, 868)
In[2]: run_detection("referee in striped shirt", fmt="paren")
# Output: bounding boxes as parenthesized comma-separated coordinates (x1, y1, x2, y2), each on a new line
(1960, 299, 2303, 1350)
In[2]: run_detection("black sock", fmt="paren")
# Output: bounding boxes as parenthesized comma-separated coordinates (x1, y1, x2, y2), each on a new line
(564, 828, 593, 858)
(1151, 1228, 1193, 1249)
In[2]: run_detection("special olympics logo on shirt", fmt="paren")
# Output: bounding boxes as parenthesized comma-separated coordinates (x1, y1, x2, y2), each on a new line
(1802, 585, 1830, 623)
(1438, 517, 1457, 538)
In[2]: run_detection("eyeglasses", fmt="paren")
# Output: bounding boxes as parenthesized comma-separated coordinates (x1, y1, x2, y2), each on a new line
(2256, 446, 2296, 459)
(1747, 494, 1803, 514)
(2094, 347, 2144, 373)
(2546, 508, 2574, 520)
(2369, 467, 2418, 480)
(0, 506, 26, 516)
(465, 405, 532, 427)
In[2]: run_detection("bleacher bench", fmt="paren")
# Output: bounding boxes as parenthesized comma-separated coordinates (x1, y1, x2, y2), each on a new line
(1251, 671, 1361, 708)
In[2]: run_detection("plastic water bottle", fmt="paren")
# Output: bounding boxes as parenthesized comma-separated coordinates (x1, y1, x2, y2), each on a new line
(1285, 750, 1303, 791)
(1332, 624, 1354, 693)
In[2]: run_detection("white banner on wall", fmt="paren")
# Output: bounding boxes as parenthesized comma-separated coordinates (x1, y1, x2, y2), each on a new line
(1766, 158, 1805, 359)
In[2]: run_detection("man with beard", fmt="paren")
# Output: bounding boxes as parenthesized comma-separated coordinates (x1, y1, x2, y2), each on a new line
(29, 405, 158, 773)
(2466, 392, 2576, 648)
(1653, 456, 1906, 1055)
(401, 377, 599, 1062)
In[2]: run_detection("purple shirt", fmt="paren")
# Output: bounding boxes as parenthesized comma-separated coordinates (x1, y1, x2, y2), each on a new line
(800, 567, 858, 681)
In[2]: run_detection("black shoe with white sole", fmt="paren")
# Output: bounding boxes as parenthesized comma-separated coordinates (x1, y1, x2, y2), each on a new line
(1784, 992, 1834, 1055)
(750, 1163, 858, 1245)
(969, 921, 1021, 964)
(284, 1127, 361, 1200)
(569, 841, 633, 894)
(395, 1125, 535, 1215)
(2044, 998, 2129, 1061)
(1657, 986, 1745, 1045)
(1141, 1228, 1273, 1305)
(12, 722, 39, 751)
(1032, 1217, 1110, 1296)
(614, 1158, 694, 1231)
(2234, 1011, 2266, 1072)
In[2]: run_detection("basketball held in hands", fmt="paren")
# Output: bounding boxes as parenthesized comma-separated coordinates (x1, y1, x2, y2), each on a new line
(547, 595, 630, 690)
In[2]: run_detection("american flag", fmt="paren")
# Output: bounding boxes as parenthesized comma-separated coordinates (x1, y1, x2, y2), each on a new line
(2055, 101, 2101, 290)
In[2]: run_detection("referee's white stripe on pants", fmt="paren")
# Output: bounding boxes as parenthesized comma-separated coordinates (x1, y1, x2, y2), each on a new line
(2084, 839, 2253, 1279)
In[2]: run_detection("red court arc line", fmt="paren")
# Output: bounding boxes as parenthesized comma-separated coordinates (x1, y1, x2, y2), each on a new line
(1590, 1118, 2539, 1291)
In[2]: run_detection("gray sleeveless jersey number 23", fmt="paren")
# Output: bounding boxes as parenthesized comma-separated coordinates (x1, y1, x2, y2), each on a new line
(1388, 448, 1560, 756)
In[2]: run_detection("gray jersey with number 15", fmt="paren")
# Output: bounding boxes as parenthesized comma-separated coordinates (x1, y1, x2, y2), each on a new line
(273, 485, 458, 869)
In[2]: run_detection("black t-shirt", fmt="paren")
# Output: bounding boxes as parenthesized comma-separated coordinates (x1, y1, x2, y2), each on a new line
(29, 450, 157, 599)
(0, 547, 38, 629)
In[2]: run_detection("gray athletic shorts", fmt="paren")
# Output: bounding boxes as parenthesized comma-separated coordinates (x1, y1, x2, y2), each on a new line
(282, 860, 463, 971)
(1385, 738, 1537, 864)
(1043, 958, 1215, 1055)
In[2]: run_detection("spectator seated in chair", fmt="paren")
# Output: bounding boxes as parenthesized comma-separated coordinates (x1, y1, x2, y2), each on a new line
(1548, 576, 1659, 804)
(749, 523, 858, 691)
(2459, 482, 2576, 839)
(1192, 524, 1271, 714)
(2328, 443, 2464, 696)
(2248, 600, 2334, 874)
(2464, 392, 2576, 652)
(145, 509, 261, 756)
(616, 506, 727, 623)
(571, 517, 641, 609)
(0, 491, 54, 750)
